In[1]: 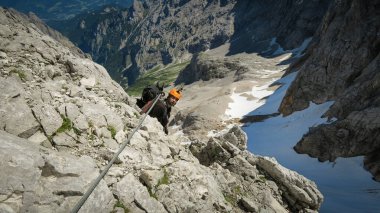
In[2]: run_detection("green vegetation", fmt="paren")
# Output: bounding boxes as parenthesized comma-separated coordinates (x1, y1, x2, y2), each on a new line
(148, 168, 170, 200)
(224, 193, 237, 205)
(126, 61, 190, 96)
(107, 125, 117, 139)
(88, 133, 96, 141)
(197, 51, 208, 58)
(10, 69, 26, 82)
(255, 175, 267, 183)
(57, 116, 72, 133)
(73, 126, 81, 135)
(147, 187, 158, 200)
(157, 169, 170, 186)
(223, 186, 243, 206)
(113, 200, 130, 213)
(88, 121, 94, 128)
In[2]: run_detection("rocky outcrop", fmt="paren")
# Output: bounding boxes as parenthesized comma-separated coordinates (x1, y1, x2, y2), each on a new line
(0, 7, 131, 150)
(0, 7, 323, 212)
(175, 53, 250, 85)
(49, 0, 329, 86)
(279, 0, 380, 180)
(26, 11, 87, 58)
(0, 131, 114, 212)
(189, 126, 323, 212)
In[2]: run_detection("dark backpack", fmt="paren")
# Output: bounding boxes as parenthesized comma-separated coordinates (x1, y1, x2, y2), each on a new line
(136, 82, 164, 108)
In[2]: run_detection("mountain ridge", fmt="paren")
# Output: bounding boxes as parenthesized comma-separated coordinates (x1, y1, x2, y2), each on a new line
(0, 7, 323, 212)
(47, 0, 330, 87)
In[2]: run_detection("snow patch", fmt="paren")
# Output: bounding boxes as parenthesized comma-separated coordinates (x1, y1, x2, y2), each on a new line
(292, 37, 312, 57)
(225, 72, 298, 119)
(265, 37, 313, 57)
(225, 82, 274, 119)
(248, 72, 298, 116)
(244, 101, 335, 156)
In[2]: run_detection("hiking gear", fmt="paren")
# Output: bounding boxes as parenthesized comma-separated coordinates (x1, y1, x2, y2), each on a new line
(169, 88, 182, 100)
(140, 100, 154, 114)
(136, 82, 164, 108)
(71, 94, 162, 213)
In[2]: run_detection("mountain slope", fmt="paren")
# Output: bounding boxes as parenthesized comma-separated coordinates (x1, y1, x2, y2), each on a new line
(0, 7, 323, 212)
(0, 0, 133, 21)
(49, 0, 330, 87)
(279, 0, 380, 180)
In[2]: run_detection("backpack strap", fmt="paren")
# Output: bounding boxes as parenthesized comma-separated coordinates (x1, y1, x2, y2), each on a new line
(140, 100, 154, 115)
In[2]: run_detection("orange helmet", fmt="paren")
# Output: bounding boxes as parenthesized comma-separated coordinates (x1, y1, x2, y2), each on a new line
(169, 88, 182, 100)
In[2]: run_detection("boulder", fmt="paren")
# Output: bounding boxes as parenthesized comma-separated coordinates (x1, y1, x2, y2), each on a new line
(0, 77, 40, 138)
(0, 130, 115, 212)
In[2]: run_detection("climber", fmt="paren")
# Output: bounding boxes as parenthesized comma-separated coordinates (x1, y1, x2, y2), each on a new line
(140, 88, 182, 134)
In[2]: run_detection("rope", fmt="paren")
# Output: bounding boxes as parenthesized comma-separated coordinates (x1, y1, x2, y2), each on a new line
(71, 94, 163, 213)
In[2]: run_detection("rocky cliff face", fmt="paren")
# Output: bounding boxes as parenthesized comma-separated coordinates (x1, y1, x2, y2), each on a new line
(0, 0, 133, 21)
(0, 7, 323, 212)
(279, 0, 380, 181)
(50, 0, 330, 86)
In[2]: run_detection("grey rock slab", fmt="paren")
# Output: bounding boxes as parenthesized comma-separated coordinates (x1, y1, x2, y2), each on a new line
(58, 103, 81, 121)
(155, 160, 230, 213)
(68, 84, 83, 97)
(140, 169, 164, 189)
(81, 102, 109, 128)
(27, 130, 48, 145)
(52, 130, 77, 147)
(114, 130, 127, 144)
(32, 103, 63, 136)
(0, 130, 115, 212)
(240, 197, 259, 212)
(1, 98, 40, 138)
(148, 142, 173, 167)
(113, 173, 167, 213)
(219, 125, 247, 151)
(129, 131, 148, 149)
(103, 138, 119, 151)
(0, 77, 40, 138)
(80, 76, 96, 89)
(73, 114, 89, 131)
(256, 156, 323, 209)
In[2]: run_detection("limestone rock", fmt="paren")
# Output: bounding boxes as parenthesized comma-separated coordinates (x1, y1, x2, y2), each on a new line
(32, 103, 63, 137)
(53, 130, 78, 148)
(27, 131, 48, 146)
(219, 125, 248, 151)
(113, 173, 167, 213)
(256, 156, 323, 210)
(0, 77, 40, 138)
(80, 76, 96, 89)
(140, 170, 164, 189)
(0, 131, 115, 212)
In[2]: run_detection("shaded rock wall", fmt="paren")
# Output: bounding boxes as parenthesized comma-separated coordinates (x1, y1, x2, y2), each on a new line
(279, 0, 380, 180)
(175, 53, 250, 85)
(228, 0, 330, 55)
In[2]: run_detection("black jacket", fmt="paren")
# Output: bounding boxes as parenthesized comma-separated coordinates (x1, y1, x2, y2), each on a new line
(148, 99, 171, 134)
